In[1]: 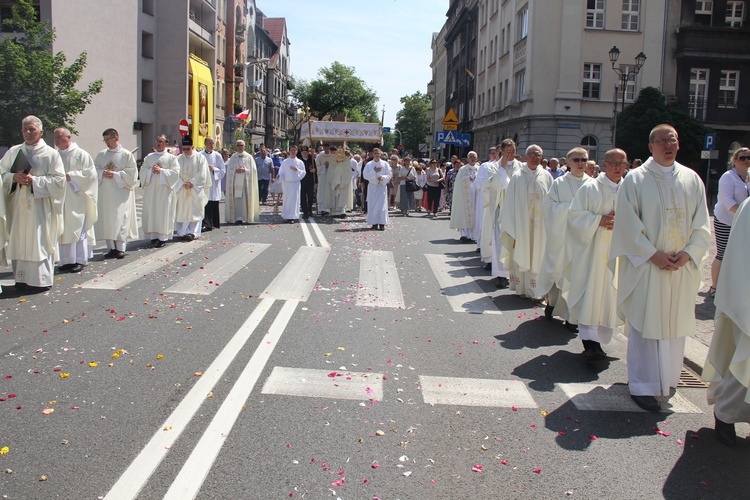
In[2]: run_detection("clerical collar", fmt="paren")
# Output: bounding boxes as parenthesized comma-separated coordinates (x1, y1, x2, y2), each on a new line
(58, 142, 76, 153)
(603, 174, 620, 190)
(108, 145, 123, 153)
(569, 173, 586, 183)
(153, 150, 167, 156)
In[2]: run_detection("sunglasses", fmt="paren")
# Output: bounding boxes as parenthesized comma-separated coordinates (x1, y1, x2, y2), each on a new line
(569, 157, 588, 163)
(738, 155, 750, 161)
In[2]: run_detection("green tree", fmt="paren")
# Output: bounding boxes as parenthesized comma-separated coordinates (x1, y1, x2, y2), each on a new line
(395, 91, 431, 156)
(0, 0, 103, 146)
(291, 62, 378, 122)
(616, 86, 710, 168)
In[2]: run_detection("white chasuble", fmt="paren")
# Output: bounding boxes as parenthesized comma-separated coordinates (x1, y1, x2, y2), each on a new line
(141, 151, 180, 238)
(94, 147, 139, 242)
(175, 153, 211, 222)
(59, 143, 98, 246)
(326, 157, 349, 215)
(225, 152, 259, 223)
(608, 158, 710, 340)
(449, 164, 478, 231)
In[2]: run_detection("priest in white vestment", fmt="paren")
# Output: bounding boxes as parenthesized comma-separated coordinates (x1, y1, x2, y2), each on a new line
(327, 146, 351, 218)
(480, 139, 520, 289)
(609, 124, 710, 412)
(141, 134, 180, 247)
(703, 197, 750, 445)
(174, 136, 211, 240)
(565, 149, 627, 363)
(474, 149, 498, 255)
(279, 144, 306, 222)
(94, 128, 139, 259)
(0, 116, 65, 290)
(225, 140, 259, 224)
(362, 148, 392, 230)
(536, 147, 590, 327)
(53, 127, 98, 273)
(201, 137, 225, 231)
(499, 144, 553, 299)
(449, 152, 479, 242)
(315, 144, 332, 215)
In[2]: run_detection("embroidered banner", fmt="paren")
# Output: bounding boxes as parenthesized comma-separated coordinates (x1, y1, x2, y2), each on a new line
(300, 121, 382, 143)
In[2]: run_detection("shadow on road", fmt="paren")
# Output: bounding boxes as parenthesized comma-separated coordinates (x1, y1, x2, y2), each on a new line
(495, 318, 577, 350)
(512, 350, 612, 392)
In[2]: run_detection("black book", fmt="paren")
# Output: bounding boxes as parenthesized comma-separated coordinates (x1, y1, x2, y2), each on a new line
(9, 149, 31, 193)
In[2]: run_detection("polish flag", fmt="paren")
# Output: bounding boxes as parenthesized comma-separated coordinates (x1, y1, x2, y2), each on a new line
(235, 109, 250, 122)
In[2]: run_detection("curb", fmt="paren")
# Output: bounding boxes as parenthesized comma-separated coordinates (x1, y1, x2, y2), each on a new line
(683, 336, 709, 377)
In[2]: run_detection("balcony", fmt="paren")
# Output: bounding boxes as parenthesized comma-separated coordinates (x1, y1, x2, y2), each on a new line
(189, 16, 215, 46)
(235, 23, 246, 43)
(675, 26, 750, 61)
(234, 66, 244, 81)
(672, 93, 749, 125)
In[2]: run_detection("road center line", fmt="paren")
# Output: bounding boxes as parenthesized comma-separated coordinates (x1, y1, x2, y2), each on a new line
(299, 219, 315, 247)
(307, 217, 330, 248)
(104, 297, 276, 500)
(356, 250, 405, 308)
(163, 299, 299, 500)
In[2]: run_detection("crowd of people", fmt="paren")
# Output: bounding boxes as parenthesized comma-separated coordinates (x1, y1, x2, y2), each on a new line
(0, 116, 748, 446)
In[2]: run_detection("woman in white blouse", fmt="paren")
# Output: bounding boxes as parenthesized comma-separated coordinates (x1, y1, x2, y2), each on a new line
(711, 147, 750, 296)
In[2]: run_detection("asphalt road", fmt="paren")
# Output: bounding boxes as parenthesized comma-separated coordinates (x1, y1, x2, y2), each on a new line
(0, 204, 746, 499)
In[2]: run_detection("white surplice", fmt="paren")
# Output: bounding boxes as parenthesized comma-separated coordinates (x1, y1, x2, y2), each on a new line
(449, 163, 478, 239)
(58, 143, 98, 265)
(0, 140, 66, 286)
(316, 153, 332, 213)
(225, 152, 259, 223)
(279, 157, 306, 220)
(499, 164, 553, 298)
(327, 157, 350, 216)
(141, 150, 180, 240)
(609, 158, 710, 396)
(474, 160, 497, 252)
(94, 146, 139, 250)
(481, 159, 520, 278)
(174, 153, 211, 237)
(363, 160, 392, 225)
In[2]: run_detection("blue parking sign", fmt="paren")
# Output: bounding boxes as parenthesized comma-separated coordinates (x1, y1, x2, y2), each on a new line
(704, 133, 716, 151)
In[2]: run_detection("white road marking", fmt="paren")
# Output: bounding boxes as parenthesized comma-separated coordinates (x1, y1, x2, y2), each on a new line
(163, 300, 299, 500)
(558, 383, 703, 413)
(299, 219, 316, 247)
(81, 240, 210, 290)
(261, 367, 384, 401)
(307, 217, 330, 248)
(424, 253, 502, 314)
(420, 375, 537, 408)
(104, 298, 276, 500)
(165, 243, 270, 295)
(262, 246, 329, 301)
(356, 250, 405, 308)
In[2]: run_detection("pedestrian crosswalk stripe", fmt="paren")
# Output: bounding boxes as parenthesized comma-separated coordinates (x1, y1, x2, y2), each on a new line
(262, 246, 329, 301)
(356, 250, 405, 309)
(420, 375, 537, 408)
(558, 383, 703, 413)
(424, 253, 502, 314)
(261, 366, 384, 401)
(80, 240, 210, 290)
(165, 243, 270, 295)
(306, 218, 330, 248)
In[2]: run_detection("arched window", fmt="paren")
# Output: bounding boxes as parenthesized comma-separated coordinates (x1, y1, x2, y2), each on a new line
(581, 135, 598, 163)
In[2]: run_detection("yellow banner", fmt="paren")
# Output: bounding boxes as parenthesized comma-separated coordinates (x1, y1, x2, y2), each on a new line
(188, 54, 213, 148)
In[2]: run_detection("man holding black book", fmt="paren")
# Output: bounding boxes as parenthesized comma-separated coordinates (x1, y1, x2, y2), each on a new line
(0, 115, 66, 292)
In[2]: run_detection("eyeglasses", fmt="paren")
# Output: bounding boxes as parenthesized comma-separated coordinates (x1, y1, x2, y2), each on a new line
(569, 157, 588, 163)
(651, 138, 678, 146)
(737, 155, 750, 162)
(607, 161, 629, 167)
(527, 152, 542, 157)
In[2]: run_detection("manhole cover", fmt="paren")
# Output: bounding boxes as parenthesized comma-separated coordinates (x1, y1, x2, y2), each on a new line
(678, 366, 707, 388)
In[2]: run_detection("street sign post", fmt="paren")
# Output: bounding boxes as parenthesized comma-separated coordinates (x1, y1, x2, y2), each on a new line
(435, 130, 471, 147)
(442, 109, 459, 131)
(703, 133, 716, 151)
(179, 119, 189, 137)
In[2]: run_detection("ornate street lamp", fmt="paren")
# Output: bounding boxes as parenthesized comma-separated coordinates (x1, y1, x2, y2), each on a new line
(609, 46, 646, 145)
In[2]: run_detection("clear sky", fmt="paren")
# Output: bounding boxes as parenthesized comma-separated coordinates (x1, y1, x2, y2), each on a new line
(258, 0, 449, 127)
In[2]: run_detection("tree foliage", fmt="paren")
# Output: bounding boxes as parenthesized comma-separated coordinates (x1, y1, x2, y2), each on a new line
(291, 62, 378, 122)
(395, 91, 431, 156)
(616, 86, 710, 168)
(0, 0, 103, 146)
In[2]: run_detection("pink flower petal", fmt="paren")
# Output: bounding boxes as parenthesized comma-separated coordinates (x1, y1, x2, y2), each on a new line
(533, 468, 542, 474)
(472, 465, 483, 472)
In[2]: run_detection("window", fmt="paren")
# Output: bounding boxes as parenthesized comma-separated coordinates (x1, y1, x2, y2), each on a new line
(619, 65, 637, 102)
(695, 1, 713, 24)
(586, 0, 605, 29)
(141, 31, 154, 59)
(689, 68, 709, 120)
(142, 0, 154, 16)
(498, 81, 503, 109)
(719, 70, 740, 108)
(582, 63, 601, 99)
(581, 136, 598, 163)
(141, 79, 154, 103)
(504, 78, 509, 104)
(515, 70, 526, 102)
(517, 7, 528, 40)
(621, 0, 640, 31)
(726, 1, 745, 27)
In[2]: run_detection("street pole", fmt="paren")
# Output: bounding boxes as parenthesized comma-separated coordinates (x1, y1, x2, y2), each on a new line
(608, 47, 646, 148)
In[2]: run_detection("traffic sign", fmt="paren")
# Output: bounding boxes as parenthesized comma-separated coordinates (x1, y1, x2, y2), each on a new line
(382, 127, 391, 133)
(703, 133, 716, 151)
(701, 150, 718, 160)
(419, 143, 428, 153)
(435, 130, 471, 147)
(179, 119, 189, 137)
(443, 108, 459, 131)
(223, 118, 236, 133)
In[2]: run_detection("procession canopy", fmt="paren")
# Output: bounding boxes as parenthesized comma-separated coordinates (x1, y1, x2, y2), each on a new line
(300, 120, 382, 144)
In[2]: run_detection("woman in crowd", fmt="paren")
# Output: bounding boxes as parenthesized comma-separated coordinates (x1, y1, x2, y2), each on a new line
(710, 147, 750, 296)
(413, 161, 426, 212)
(396, 157, 417, 216)
(445, 159, 461, 211)
(424, 159, 444, 218)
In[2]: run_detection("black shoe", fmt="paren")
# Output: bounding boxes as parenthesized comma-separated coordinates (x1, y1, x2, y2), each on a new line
(185, 234, 196, 241)
(631, 395, 661, 412)
(371, 225, 378, 230)
(155, 240, 166, 248)
(104, 249, 119, 259)
(151, 239, 159, 246)
(287, 219, 296, 224)
(69, 264, 84, 273)
(483, 263, 491, 271)
(714, 413, 737, 446)
(339, 214, 346, 219)
(565, 321, 579, 333)
(303, 214, 310, 219)
(544, 304, 554, 321)
(460, 236, 471, 242)
(115, 251, 126, 259)
(496, 277, 509, 289)
(582, 341, 606, 362)
(14, 282, 29, 291)
(475, 248, 480, 253)
(58, 263, 74, 273)
(378, 224, 385, 231)
(235, 220, 244, 225)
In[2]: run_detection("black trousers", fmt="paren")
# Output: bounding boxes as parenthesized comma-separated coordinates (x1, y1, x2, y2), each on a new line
(300, 182, 315, 216)
(204, 200, 221, 229)
(361, 180, 369, 212)
(258, 179, 270, 203)
(426, 185, 441, 214)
